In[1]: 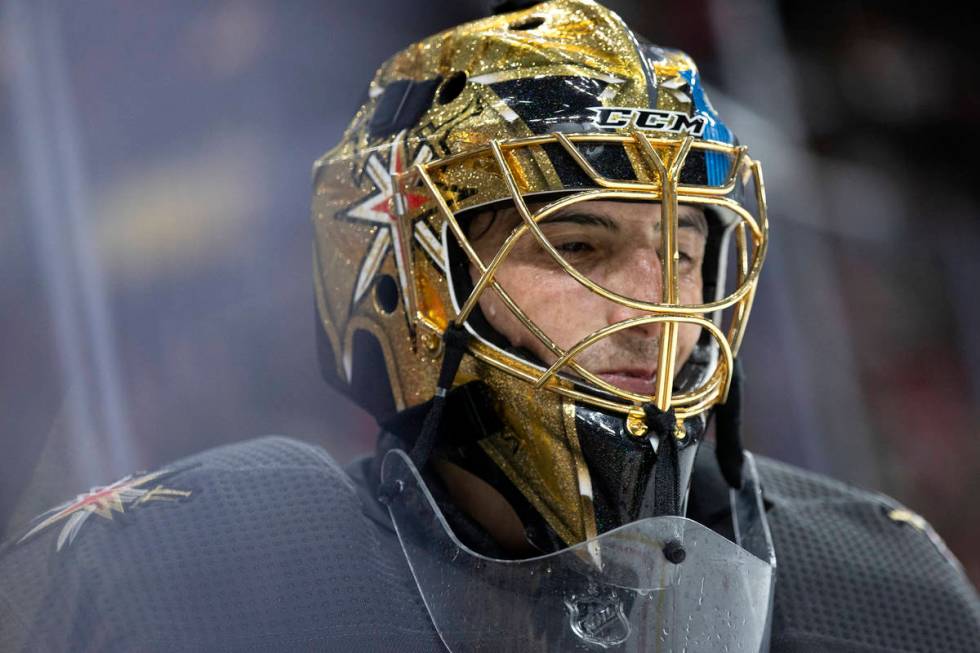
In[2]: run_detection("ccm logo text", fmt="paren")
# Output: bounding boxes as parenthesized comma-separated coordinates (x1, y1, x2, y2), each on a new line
(589, 107, 706, 136)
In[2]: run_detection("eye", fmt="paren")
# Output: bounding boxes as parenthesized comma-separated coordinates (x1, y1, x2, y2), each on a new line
(556, 241, 594, 254)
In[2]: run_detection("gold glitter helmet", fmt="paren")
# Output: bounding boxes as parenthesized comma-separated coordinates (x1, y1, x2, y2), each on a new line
(313, 0, 768, 548)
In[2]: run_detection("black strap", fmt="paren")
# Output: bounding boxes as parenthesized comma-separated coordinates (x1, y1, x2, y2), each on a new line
(378, 325, 470, 504)
(714, 358, 745, 490)
(643, 403, 681, 518)
(408, 324, 470, 470)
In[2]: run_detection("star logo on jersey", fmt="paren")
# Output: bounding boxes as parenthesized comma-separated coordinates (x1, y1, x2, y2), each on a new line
(19, 470, 192, 551)
(341, 129, 433, 313)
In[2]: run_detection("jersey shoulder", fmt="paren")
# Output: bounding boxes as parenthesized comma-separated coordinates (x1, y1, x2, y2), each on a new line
(0, 436, 438, 652)
(1, 435, 355, 555)
(753, 454, 980, 652)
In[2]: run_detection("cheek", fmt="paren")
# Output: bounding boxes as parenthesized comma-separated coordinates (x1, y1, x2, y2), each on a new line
(678, 269, 704, 304)
(481, 265, 602, 352)
(677, 273, 704, 355)
(677, 323, 702, 360)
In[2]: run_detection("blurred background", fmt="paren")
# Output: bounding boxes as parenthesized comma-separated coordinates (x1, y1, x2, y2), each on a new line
(1, 0, 977, 585)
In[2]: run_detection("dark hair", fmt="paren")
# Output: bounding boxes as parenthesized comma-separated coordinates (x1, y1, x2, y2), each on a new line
(463, 205, 507, 241)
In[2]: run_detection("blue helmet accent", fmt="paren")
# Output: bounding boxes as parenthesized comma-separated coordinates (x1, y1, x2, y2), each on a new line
(681, 69, 735, 186)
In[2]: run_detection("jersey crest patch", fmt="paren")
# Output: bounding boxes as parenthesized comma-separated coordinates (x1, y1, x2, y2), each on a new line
(18, 469, 192, 551)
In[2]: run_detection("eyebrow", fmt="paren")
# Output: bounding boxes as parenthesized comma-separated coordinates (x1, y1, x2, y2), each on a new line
(536, 209, 708, 235)
(678, 211, 708, 236)
(537, 212, 619, 231)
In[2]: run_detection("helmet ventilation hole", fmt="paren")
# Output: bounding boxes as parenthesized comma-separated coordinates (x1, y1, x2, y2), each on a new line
(437, 71, 467, 105)
(509, 16, 545, 31)
(374, 275, 399, 314)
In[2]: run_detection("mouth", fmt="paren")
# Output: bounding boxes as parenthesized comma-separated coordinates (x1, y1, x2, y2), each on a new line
(594, 368, 658, 395)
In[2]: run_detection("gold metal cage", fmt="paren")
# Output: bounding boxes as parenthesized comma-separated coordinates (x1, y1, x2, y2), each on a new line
(394, 130, 768, 426)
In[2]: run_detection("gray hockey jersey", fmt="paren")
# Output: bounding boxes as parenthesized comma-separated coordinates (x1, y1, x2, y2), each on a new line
(0, 436, 977, 652)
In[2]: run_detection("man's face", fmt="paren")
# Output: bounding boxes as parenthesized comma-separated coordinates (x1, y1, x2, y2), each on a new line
(467, 200, 708, 396)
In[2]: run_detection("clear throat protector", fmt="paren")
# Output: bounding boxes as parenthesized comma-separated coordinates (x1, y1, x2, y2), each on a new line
(381, 448, 776, 652)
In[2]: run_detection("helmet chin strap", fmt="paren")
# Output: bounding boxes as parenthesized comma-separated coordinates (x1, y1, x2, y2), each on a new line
(411, 325, 472, 471)
(714, 358, 745, 490)
(634, 358, 745, 518)
(638, 403, 682, 518)
(379, 324, 471, 504)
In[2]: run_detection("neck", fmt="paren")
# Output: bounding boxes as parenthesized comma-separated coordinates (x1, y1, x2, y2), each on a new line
(432, 458, 535, 556)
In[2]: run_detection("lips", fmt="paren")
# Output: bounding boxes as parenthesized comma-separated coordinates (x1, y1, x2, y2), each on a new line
(595, 369, 658, 395)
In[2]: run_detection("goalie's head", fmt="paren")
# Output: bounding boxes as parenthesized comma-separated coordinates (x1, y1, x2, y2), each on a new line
(313, 0, 768, 546)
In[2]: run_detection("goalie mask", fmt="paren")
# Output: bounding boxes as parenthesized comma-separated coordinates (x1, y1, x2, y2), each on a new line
(314, 0, 767, 601)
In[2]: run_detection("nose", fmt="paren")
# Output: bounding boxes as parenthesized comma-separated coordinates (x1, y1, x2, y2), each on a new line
(604, 246, 664, 334)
